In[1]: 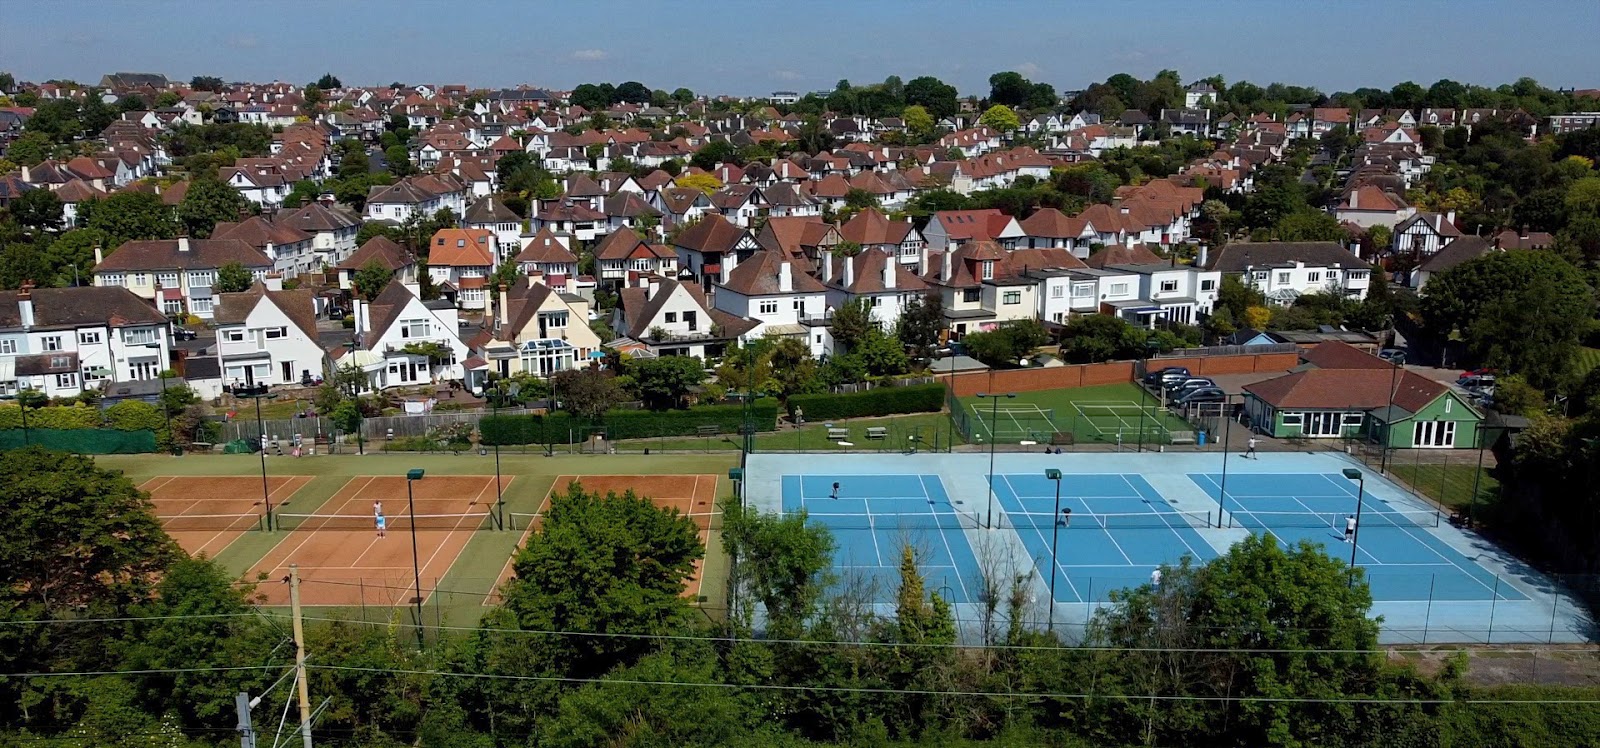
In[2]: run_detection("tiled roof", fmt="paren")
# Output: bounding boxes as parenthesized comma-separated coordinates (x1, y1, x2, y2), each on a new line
(721, 250, 826, 296)
(96, 238, 271, 272)
(1245, 368, 1447, 413)
(0, 286, 165, 329)
(1300, 341, 1391, 371)
(1204, 242, 1370, 272)
(336, 236, 412, 272)
(514, 228, 578, 264)
(1420, 236, 1493, 274)
(427, 229, 496, 267)
(673, 215, 747, 254)
(838, 208, 912, 246)
(213, 287, 320, 341)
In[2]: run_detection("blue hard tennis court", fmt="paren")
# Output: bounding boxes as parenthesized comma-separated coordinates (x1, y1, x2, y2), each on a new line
(992, 473, 1218, 603)
(1188, 472, 1524, 602)
(782, 474, 984, 603)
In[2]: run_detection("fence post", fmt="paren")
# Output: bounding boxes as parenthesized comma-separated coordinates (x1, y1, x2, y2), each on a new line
(1487, 575, 1501, 644)
(1422, 574, 1435, 644)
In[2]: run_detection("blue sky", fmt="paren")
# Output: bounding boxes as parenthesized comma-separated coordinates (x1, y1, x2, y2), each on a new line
(2, 0, 1596, 97)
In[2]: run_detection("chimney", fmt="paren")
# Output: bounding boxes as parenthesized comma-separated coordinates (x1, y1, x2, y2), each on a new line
(720, 253, 736, 285)
(1445, 209, 1457, 227)
(940, 250, 953, 283)
(353, 298, 368, 335)
(265, 240, 275, 260)
(93, 244, 103, 266)
(778, 260, 793, 293)
(1350, 189, 1359, 209)
(18, 281, 34, 330)
(497, 283, 509, 329)
(647, 277, 660, 300)
(238, 205, 250, 221)
(20, 165, 29, 183)
(177, 236, 190, 252)
(843, 255, 856, 288)
(1520, 225, 1529, 240)
(300, 196, 310, 208)
(820, 246, 833, 283)
(264, 273, 283, 291)
(882, 254, 895, 289)
(1197, 244, 1208, 268)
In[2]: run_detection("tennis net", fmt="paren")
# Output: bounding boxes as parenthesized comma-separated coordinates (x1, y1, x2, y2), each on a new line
(1228, 509, 1440, 529)
(1000, 509, 1212, 531)
(276, 511, 498, 532)
(155, 512, 266, 531)
(800, 510, 981, 531)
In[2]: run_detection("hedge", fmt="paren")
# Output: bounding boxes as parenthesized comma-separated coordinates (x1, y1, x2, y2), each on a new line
(788, 383, 945, 421)
(480, 402, 779, 446)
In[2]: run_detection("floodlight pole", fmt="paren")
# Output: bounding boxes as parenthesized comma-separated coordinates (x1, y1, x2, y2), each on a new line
(1343, 468, 1366, 588)
(1217, 393, 1234, 524)
(1469, 421, 1487, 529)
(406, 468, 426, 648)
(1045, 468, 1063, 632)
(977, 391, 1015, 529)
(242, 385, 279, 529)
(1380, 357, 1400, 473)
(1138, 336, 1160, 452)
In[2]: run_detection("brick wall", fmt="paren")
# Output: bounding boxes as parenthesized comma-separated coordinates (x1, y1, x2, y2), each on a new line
(941, 352, 1298, 398)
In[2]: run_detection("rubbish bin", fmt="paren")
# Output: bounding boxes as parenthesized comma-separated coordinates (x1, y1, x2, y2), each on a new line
(1197, 430, 1207, 446)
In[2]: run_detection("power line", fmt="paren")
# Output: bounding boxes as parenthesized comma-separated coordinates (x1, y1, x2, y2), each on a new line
(0, 612, 261, 626)
(6, 665, 284, 678)
(306, 664, 1600, 706)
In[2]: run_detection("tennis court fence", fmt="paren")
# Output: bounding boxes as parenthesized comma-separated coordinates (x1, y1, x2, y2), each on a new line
(796, 508, 1214, 531)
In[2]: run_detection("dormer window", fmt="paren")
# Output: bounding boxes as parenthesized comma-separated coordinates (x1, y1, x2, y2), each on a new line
(981, 260, 995, 280)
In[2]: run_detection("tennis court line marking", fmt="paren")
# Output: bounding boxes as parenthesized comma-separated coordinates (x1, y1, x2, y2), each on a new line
(920, 475, 972, 603)
(1119, 474, 1209, 560)
(267, 477, 383, 584)
(1287, 494, 1384, 566)
(999, 473, 1087, 603)
(1317, 474, 1507, 598)
(395, 476, 497, 604)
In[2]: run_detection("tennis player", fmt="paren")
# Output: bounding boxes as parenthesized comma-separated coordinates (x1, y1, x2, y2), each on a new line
(376, 512, 387, 538)
(1246, 437, 1258, 459)
(830, 482, 841, 499)
(1344, 514, 1357, 542)
(1150, 568, 1162, 587)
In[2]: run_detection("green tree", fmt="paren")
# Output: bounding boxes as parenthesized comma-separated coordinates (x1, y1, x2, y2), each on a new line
(902, 104, 935, 142)
(987, 71, 1031, 108)
(190, 75, 224, 92)
(855, 327, 911, 376)
(1216, 273, 1267, 322)
(498, 482, 701, 677)
(626, 355, 706, 410)
(829, 297, 876, 351)
(978, 104, 1021, 133)
(689, 140, 738, 171)
(315, 73, 342, 89)
(842, 187, 880, 210)
(9, 187, 63, 235)
(551, 368, 623, 422)
(385, 144, 416, 177)
(894, 291, 944, 361)
(1273, 210, 1348, 242)
(77, 191, 178, 246)
(1422, 251, 1594, 388)
(42, 227, 110, 286)
(0, 239, 54, 289)
(4, 131, 53, 165)
(1058, 313, 1148, 363)
(963, 318, 1051, 367)
(903, 75, 959, 119)
(176, 176, 250, 238)
(352, 257, 393, 300)
(719, 502, 834, 633)
(214, 261, 254, 293)
(614, 81, 650, 103)
(767, 336, 822, 401)
(1567, 176, 1600, 216)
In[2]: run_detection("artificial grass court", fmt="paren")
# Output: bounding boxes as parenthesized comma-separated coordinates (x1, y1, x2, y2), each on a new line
(96, 452, 737, 626)
(956, 382, 1193, 444)
(611, 410, 964, 452)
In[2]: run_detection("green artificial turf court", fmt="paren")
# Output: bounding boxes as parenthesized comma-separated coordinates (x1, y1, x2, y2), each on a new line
(956, 381, 1193, 445)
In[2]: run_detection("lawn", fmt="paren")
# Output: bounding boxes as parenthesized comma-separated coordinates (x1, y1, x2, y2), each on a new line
(1389, 461, 1499, 515)
(1575, 347, 1600, 378)
(956, 381, 1194, 444)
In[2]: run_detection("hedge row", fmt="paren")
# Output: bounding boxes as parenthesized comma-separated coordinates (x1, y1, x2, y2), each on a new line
(788, 383, 945, 421)
(0, 402, 164, 431)
(481, 402, 779, 446)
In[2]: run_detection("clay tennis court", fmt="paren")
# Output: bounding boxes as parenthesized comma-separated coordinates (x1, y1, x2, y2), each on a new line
(492, 474, 720, 603)
(249, 475, 509, 606)
(141, 475, 312, 558)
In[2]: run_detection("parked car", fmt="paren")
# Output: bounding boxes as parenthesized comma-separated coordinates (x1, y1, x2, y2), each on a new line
(172, 328, 198, 341)
(1166, 377, 1217, 397)
(1143, 366, 1191, 387)
(1175, 387, 1227, 405)
(1458, 368, 1497, 382)
(1459, 374, 1496, 391)
(1377, 348, 1406, 365)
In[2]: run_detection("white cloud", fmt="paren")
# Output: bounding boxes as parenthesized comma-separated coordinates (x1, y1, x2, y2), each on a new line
(571, 49, 608, 62)
(1016, 62, 1042, 77)
(772, 70, 803, 82)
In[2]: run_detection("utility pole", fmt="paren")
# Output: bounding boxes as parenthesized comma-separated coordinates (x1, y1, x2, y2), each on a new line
(235, 693, 256, 748)
(289, 565, 314, 748)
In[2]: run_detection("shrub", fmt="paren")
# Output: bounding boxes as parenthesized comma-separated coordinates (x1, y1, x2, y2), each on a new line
(480, 402, 779, 445)
(788, 383, 944, 421)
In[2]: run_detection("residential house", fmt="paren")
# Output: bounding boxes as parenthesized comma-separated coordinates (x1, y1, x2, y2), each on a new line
(923, 240, 1036, 339)
(276, 199, 361, 268)
(513, 229, 580, 291)
(463, 195, 524, 252)
(674, 215, 760, 289)
(210, 214, 317, 277)
(0, 284, 171, 398)
(1410, 236, 1493, 291)
(1492, 228, 1554, 250)
(922, 209, 1026, 252)
(93, 237, 272, 319)
(212, 285, 326, 388)
(1334, 185, 1415, 228)
(1392, 211, 1462, 259)
(343, 281, 467, 389)
(221, 164, 289, 208)
(838, 208, 927, 272)
(816, 246, 929, 334)
(426, 228, 500, 310)
(1019, 208, 1093, 255)
(1097, 261, 1222, 326)
(612, 276, 755, 359)
(533, 198, 606, 243)
(594, 230, 678, 288)
(1205, 242, 1372, 305)
(365, 174, 466, 223)
(468, 279, 601, 387)
(335, 236, 416, 293)
(712, 250, 830, 355)
(601, 191, 662, 237)
(655, 187, 715, 229)
(755, 216, 840, 268)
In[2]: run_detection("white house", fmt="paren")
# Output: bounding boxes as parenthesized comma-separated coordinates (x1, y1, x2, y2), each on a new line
(92, 237, 273, 320)
(922, 209, 1026, 252)
(276, 200, 362, 268)
(1205, 242, 1373, 306)
(464, 195, 524, 251)
(712, 250, 830, 356)
(0, 284, 171, 399)
(816, 247, 929, 333)
(426, 228, 500, 310)
(1392, 211, 1462, 259)
(212, 285, 328, 389)
(612, 276, 755, 359)
(344, 281, 467, 389)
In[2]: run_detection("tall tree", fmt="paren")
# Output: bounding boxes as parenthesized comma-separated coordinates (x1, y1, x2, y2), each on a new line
(829, 297, 876, 352)
(551, 368, 623, 422)
(988, 71, 1031, 108)
(8, 188, 63, 235)
(614, 81, 650, 104)
(978, 104, 1021, 133)
(315, 73, 342, 89)
(352, 258, 394, 300)
(177, 177, 250, 238)
(904, 75, 959, 120)
(625, 355, 705, 410)
(76, 191, 178, 247)
(214, 261, 254, 293)
(894, 291, 944, 361)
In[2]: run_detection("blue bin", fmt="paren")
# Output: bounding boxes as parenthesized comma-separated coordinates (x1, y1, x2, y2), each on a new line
(1197, 430, 1207, 446)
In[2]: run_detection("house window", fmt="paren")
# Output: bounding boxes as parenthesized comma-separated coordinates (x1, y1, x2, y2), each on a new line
(1159, 280, 1178, 292)
(1200, 279, 1216, 291)
(0, 339, 14, 354)
(1071, 283, 1093, 298)
(981, 260, 995, 280)
(162, 298, 184, 315)
(1252, 271, 1267, 281)
(42, 336, 62, 352)
(82, 367, 106, 382)
(188, 270, 215, 286)
(1051, 285, 1064, 299)
(543, 312, 568, 328)
(1348, 271, 1368, 280)
(1281, 412, 1303, 426)
(102, 273, 126, 287)
(1276, 272, 1291, 284)
(55, 373, 76, 389)
(1109, 283, 1128, 296)
(1343, 413, 1365, 425)
(263, 327, 287, 340)
(123, 328, 158, 346)
(1307, 271, 1322, 283)
(133, 273, 148, 286)
(758, 300, 779, 315)
(157, 272, 179, 288)
(79, 331, 102, 345)
(400, 320, 430, 338)
(1002, 291, 1021, 305)
(664, 312, 677, 323)
(963, 288, 981, 303)
(224, 329, 246, 342)
(191, 297, 213, 314)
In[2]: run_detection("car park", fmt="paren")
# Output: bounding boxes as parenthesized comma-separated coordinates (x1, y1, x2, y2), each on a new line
(1175, 387, 1227, 405)
(1166, 377, 1216, 397)
(1143, 366, 1191, 387)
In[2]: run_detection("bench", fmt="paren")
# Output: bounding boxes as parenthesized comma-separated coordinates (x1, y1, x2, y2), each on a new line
(1050, 432, 1075, 446)
(865, 427, 888, 440)
(827, 428, 849, 441)
(695, 425, 722, 437)
(1169, 431, 1198, 445)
